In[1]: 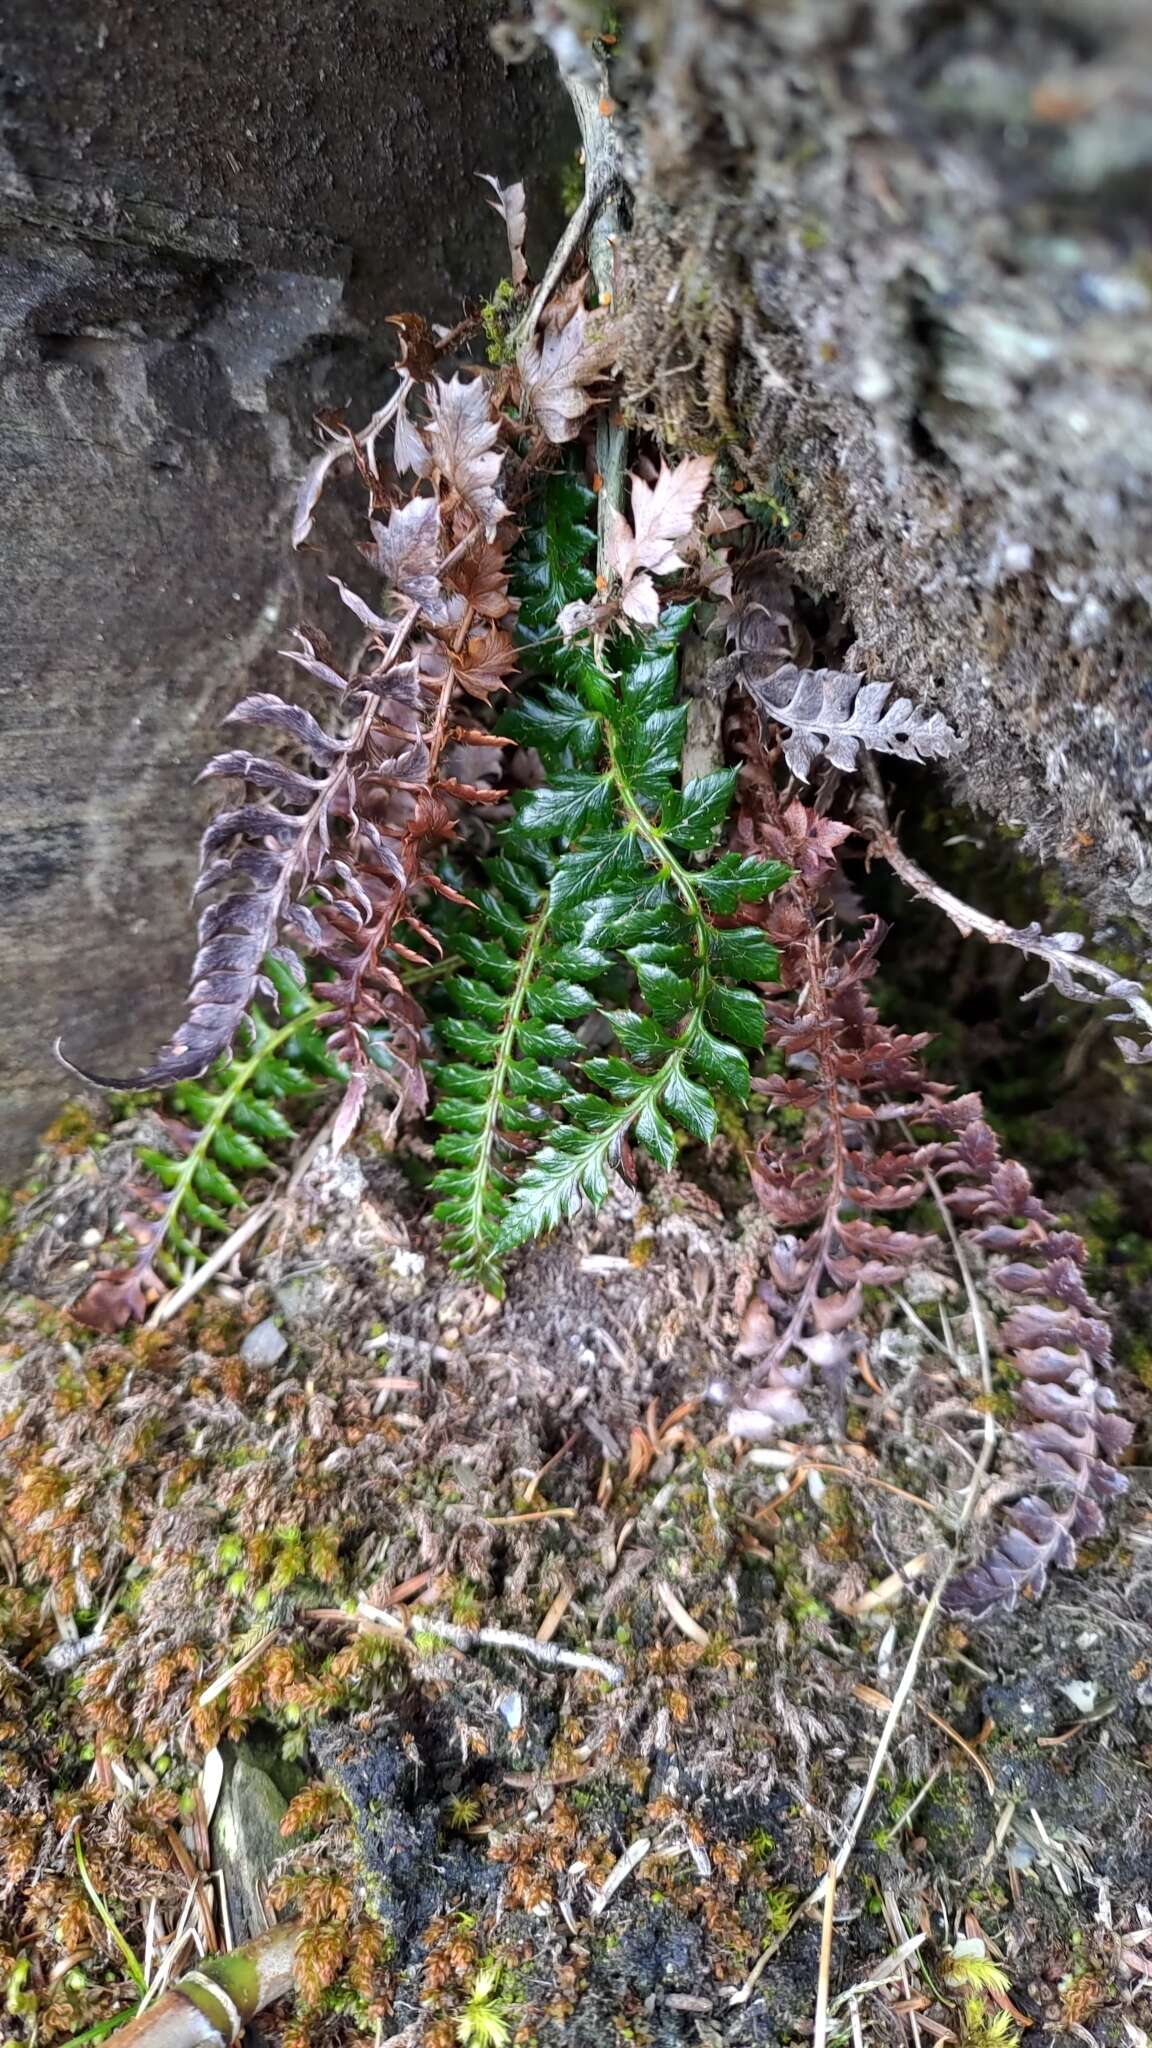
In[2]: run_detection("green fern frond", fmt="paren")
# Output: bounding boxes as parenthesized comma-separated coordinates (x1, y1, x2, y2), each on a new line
(429, 852, 622, 1292)
(427, 464, 790, 1281)
(491, 607, 789, 1253)
(513, 468, 598, 652)
(144, 957, 342, 1281)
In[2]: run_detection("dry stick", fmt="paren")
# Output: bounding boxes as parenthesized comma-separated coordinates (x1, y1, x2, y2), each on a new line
(813, 1865, 838, 2048)
(513, 68, 623, 353)
(149, 1199, 276, 1327)
(730, 1209, 1000, 2007)
(530, 61, 626, 577)
(352, 1601, 624, 1686)
(857, 766, 1152, 1054)
(514, 190, 594, 346)
(922, 1155, 997, 1506)
(110, 1922, 299, 2048)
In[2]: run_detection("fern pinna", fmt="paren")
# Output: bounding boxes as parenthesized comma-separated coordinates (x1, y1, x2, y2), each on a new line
(428, 470, 790, 1286)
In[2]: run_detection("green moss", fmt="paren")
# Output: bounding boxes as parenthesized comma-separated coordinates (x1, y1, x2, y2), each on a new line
(479, 278, 519, 366)
(449, 1577, 483, 1627)
(42, 1102, 102, 1153)
(1085, 1189, 1123, 1233)
(762, 1885, 798, 1936)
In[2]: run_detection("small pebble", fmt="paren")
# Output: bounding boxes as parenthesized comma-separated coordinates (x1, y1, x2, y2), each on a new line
(240, 1317, 288, 1368)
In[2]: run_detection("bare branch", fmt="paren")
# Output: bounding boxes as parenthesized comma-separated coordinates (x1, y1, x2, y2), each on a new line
(858, 769, 1152, 1062)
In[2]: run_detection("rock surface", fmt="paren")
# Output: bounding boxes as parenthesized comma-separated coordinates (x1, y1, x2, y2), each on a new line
(0, 0, 571, 1170)
(597, 0, 1152, 919)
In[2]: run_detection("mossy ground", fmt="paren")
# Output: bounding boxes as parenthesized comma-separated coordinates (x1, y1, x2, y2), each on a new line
(2, 830, 1151, 2046)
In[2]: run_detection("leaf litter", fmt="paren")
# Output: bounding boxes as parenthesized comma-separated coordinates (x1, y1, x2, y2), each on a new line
(2, 1098, 1150, 2046)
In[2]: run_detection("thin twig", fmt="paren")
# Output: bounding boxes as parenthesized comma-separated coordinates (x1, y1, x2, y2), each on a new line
(512, 67, 623, 352)
(922, 1156, 997, 1518)
(197, 1627, 279, 1710)
(886, 1764, 944, 1837)
(656, 1580, 711, 1647)
(514, 190, 594, 347)
(858, 764, 1152, 1060)
(746, 1451, 948, 1520)
(813, 1864, 837, 2048)
(483, 1507, 577, 1526)
(589, 1836, 652, 1917)
(148, 1200, 276, 1327)
(350, 1601, 624, 1686)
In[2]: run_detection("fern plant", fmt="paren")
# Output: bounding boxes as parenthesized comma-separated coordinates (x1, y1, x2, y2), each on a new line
(73, 959, 343, 1329)
(427, 469, 790, 1285)
(431, 852, 612, 1293)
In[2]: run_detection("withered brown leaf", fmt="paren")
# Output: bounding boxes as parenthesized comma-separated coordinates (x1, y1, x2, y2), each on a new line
(424, 375, 509, 537)
(452, 624, 519, 699)
(449, 536, 518, 620)
(517, 304, 616, 444)
(605, 454, 715, 624)
(364, 496, 453, 619)
(478, 172, 528, 288)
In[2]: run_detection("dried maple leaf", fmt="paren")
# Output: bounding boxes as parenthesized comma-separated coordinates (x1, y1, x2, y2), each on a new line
(614, 558, 660, 627)
(749, 798, 855, 887)
(385, 311, 442, 382)
(393, 391, 432, 478)
(605, 454, 715, 623)
(608, 455, 715, 582)
(449, 536, 518, 620)
(452, 624, 519, 699)
(362, 496, 456, 621)
(517, 303, 616, 443)
(424, 375, 509, 537)
(478, 172, 528, 288)
(541, 270, 589, 334)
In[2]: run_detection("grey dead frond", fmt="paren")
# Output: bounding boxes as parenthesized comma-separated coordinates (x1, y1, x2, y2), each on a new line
(748, 662, 960, 782)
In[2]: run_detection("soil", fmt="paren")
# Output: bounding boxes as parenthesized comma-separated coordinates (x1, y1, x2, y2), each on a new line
(3, 840, 1151, 2048)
